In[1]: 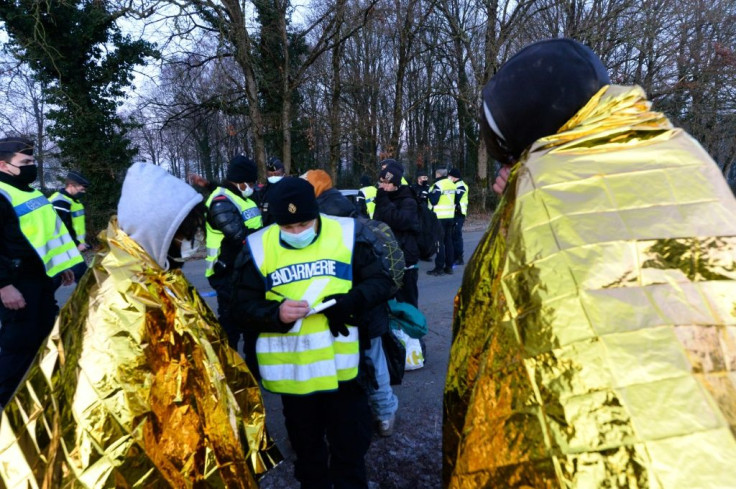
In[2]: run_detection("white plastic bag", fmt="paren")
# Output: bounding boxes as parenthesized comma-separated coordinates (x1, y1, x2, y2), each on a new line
(392, 328, 424, 370)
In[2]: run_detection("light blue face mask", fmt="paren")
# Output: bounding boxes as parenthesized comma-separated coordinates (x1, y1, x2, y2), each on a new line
(280, 224, 316, 249)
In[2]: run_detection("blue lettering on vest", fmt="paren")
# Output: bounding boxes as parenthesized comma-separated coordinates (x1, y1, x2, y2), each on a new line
(268, 259, 352, 288)
(242, 207, 261, 221)
(14, 196, 51, 217)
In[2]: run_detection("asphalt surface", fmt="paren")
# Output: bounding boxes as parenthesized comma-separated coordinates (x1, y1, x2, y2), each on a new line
(55, 228, 486, 488)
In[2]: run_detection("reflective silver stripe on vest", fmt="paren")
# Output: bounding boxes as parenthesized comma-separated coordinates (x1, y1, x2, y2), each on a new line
(257, 325, 359, 382)
(247, 227, 269, 269)
(261, 327, 354, 356)
(51, 193, 73, 210)
(51, 193, 72, 203)
(32, 218, 79, 273)
(205, 247, 219, 272)
(71, 209, 85, 218)
(36, 235, 75, 259)
(334, 347, 360, 369)
(332, 216, 355, 250)
(259, 359, 337, 383)
(44, 248, 80, 272)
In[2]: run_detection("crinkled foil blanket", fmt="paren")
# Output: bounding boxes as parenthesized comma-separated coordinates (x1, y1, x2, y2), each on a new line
(443, 86, 736, 488)
(0, 218, 281, 488)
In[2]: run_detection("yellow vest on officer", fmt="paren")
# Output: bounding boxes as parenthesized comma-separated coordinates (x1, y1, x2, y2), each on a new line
(454, 179, 469, 216)
(0, 183, 83, 277)
(246, 215, 360, 395)
(430, 178, 456, 219)
(359, 185, 377, 218)
(204, 187, 262, 277)
(50, 191, 86, 243)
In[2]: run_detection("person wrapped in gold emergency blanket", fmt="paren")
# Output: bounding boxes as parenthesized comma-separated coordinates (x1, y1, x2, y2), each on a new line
(444, 39, 736, 488)
(0, 163, 280, 487)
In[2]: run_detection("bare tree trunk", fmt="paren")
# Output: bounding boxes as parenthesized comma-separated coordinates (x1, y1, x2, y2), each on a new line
(276, 0, 293, 172)
(281, 94, 293, 173)
(328, 15, 345, 181)
(480, 0, 500, 202)
(32, 90, 47, 189)
(389, 5, 409, 158)
(389, 0, 433, 157)
(221, 0, 268, 172)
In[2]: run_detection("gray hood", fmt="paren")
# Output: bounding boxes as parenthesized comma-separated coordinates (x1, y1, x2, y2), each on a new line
(117, 163, 203, 270)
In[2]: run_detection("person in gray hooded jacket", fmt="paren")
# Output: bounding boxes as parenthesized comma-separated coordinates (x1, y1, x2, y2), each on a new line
(0, 162, 280, 486)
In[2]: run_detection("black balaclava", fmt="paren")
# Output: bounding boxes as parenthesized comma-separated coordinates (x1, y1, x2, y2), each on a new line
(480, 38, 610, 163)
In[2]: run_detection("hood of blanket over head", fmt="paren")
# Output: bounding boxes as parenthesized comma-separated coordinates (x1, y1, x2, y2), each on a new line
(117, 162, 203, 270)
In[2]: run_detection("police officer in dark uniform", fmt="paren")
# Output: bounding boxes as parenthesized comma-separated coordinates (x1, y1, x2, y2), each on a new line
(256, 156, 286, 226)
(412, 169, 430, 204)
(356, 174, 376, 219)
(50, 170, 91, 287)
(0, 137, 82, 407)
(204, 155, 262, 367)
(231, 177, 394, 488)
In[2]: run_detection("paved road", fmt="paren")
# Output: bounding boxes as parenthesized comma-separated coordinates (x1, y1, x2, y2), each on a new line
(55, 229, 487, 487)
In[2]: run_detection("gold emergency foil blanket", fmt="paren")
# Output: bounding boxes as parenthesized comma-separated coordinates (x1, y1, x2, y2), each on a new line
(443, 85, 736, 488)
(0, 218, 281, 488)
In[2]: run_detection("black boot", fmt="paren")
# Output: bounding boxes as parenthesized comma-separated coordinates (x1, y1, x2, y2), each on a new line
(427, 268, 445, 276)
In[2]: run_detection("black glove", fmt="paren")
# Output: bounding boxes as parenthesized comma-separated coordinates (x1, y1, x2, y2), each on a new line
(322, 293, 354, 337)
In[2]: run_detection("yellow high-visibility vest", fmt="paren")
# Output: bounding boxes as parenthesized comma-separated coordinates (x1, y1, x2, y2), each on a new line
(454, 179, 469, 216)
(204, 187, 262, 277)
(246, 215, 359, 395)
(359, 185, 377, 218)
(0, 183, 83, 277)
(430, 178, 456, 219)
(50, 191, 86, 242)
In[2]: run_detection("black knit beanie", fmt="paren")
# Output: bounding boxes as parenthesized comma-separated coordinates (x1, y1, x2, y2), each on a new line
(379, 162, 404, 186)
(269, 177, 320, 225)
(226, 154, 258, 183)
(359, 175, 373, 187)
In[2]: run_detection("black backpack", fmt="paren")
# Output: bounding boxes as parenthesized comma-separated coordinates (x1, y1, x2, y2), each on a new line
(416, 201, 441, 261)
(358, 218, 405, 296)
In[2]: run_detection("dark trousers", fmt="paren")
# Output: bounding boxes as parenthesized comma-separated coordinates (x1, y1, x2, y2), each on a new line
(452, 214, 465, 261)
(208, 273, 238, 347)
(396, 267, 418, 307)
(282, 380, 372, 489)
(434, 218, 455, 270)
(0, 276, 58, 406)
(207, 274, 260, 379)
(52, 260, 88, 290)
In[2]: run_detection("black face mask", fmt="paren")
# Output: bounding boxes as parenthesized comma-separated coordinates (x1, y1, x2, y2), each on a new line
(11, 164, 38, 186)
(167, 242, 184, 270)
